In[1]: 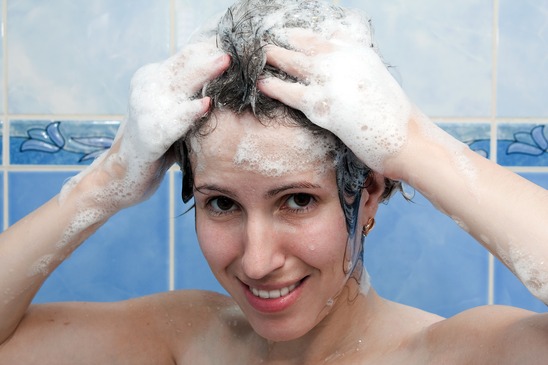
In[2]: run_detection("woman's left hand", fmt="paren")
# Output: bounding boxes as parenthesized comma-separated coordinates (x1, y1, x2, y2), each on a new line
(258, 30, 413, 177)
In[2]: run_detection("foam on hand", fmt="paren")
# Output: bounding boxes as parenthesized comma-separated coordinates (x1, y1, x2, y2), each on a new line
(298, 44, 412, 174)
(57, 40, 222, 252)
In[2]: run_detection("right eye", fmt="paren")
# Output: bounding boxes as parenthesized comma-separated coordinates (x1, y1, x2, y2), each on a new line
(207, 196, 237, 215)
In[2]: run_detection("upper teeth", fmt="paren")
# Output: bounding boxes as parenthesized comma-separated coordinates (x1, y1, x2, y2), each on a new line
(250, 282, 299, 299)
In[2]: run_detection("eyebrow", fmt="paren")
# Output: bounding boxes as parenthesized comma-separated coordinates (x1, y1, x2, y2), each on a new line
(194, 182, 322, 199)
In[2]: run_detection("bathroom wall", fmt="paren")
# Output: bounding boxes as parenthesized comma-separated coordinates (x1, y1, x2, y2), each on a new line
(3, 0, 546, 317)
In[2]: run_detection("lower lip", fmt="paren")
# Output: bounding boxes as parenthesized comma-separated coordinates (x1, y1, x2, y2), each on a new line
(243, 280, 305, 314)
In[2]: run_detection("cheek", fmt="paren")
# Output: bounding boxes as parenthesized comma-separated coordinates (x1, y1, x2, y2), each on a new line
(195, 213, 239, 273)
(294, 212, 348, 272)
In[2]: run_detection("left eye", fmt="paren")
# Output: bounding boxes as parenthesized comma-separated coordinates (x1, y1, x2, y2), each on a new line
(286, 193, 314, 210)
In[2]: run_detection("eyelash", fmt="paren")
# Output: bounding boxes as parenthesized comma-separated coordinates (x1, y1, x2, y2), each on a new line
(205, 193, 317, 216)
(283, 193, 317, 214)
(206, 196, 238, 217)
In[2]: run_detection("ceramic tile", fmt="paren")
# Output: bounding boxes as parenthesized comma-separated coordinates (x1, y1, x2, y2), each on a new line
(7, 0, 170, 114)
(493, 173, 548, 312)
(9, 171, 172, 302)
(438, 122, 491, 159)
(0, 5, 3, 115)
(339, 0, 493, 117)
(10, 120, 119, 165)
(497, 0, 548, 117)
(174, 0, 235, 48)
(366, 191, 488, 318)
(0, 120, 3, 165)
(497, 123, 548, 166)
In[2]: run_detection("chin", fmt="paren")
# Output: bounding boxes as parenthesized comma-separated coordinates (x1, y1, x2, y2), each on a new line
(247, 312, 325, 343)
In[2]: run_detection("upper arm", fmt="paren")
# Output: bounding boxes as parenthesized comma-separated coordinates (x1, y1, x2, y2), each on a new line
(0, 293, 193, 365)
(426, 306, 548, 364)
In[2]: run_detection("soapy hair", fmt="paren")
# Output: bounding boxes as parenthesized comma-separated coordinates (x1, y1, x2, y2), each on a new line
(176, 0, 402, 236)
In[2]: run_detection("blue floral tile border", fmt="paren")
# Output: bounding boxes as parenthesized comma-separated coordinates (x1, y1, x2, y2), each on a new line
(10, 120, 120, 165)
(497, 123, 548, 166)
(437, 122, 491, 159)
(8, 120, 548, 167)
(0, 120, 4, 165)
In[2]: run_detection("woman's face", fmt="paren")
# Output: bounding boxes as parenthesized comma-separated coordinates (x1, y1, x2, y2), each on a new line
(190, 111, 367, 341)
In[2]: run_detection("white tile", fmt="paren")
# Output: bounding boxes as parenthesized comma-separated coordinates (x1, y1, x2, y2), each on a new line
(7, 0, 170, 114)
(339, 0, 494, 117)
(497, 0, 548, 117)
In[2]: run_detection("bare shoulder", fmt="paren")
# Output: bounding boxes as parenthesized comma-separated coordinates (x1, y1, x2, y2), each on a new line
(0, 290, 242, 364)
(422, 305, 548, 364)
(152, 290, 257, 363)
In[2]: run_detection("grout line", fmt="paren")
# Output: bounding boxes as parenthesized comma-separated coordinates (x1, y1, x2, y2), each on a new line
(5, 114, 125, 120)
(487, 0, 500, 307)
(168, 0, 176, 291)
(3, 0, 8, 231)
(168, 169, 176, 291)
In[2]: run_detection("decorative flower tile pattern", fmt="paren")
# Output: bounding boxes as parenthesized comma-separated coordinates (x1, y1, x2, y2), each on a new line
(10, 120, 120, 165)
(438, 122, 491, 158)
(497, 123, 548, 166)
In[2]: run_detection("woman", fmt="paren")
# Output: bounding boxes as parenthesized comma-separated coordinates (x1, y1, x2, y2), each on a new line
(1, 0, 547, 363)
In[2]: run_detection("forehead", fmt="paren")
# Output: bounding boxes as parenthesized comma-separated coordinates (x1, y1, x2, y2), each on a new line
(189, 110, 337, 178)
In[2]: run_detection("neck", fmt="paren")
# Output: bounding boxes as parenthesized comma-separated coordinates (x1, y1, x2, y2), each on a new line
(256, 279, 385, 364)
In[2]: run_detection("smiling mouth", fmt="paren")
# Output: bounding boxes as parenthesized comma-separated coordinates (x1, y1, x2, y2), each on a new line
(249, 280, 302, 299)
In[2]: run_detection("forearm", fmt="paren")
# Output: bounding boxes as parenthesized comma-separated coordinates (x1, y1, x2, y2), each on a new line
(0, 168, 117, 343)
(394, 112, 548, 302)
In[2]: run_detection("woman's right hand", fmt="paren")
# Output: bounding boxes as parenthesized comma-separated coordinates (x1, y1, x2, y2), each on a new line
(60, 39, 230, 213)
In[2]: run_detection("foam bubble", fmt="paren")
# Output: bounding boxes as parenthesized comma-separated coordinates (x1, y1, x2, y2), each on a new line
(508, 245, 548, 303)
(300, 46, 411, 173)
(232, 126, 337, 177)
(28, 254, 55, 277)
(359, 268, 371, 295)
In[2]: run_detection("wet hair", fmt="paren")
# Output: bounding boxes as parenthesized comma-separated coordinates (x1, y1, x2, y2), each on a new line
(175, 0, 402, 238)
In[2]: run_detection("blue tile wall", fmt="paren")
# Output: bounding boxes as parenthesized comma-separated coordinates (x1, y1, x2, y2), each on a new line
(367, 192, 489, 318)
(0, 1, 546, 318)
(497, 0, 548, 117)
(342, 0, 493, 117)
(10, 120, 119, 165)
(497, 123, 548, 166)
(9, 171, 171, 302)
(7, 0, 171, 114)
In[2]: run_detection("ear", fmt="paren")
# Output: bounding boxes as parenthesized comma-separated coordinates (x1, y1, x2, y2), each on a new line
(360, 172, 386, 225)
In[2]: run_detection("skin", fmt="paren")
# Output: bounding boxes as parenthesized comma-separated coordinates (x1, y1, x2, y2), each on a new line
(1, 25, 548, 365)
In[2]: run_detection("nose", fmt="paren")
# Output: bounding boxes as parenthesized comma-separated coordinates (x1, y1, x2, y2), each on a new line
(241, 214, 285, 280)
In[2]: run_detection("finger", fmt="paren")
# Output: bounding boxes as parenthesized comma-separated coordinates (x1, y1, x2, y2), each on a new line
(283, 28, 335, 54)
(264, 45, 312, 80)
(258, 77, 306, 110)
(160, 97, 211, 149)
(178, 52, 231, 94)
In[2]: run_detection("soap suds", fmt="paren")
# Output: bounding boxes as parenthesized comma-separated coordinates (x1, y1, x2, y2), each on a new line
(28, 254, 55, 277)
(233, 127, 337, 177)
(508, 245, 548, 303)
(297, 45, 411, 173)
(58, 40, 223, 243)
